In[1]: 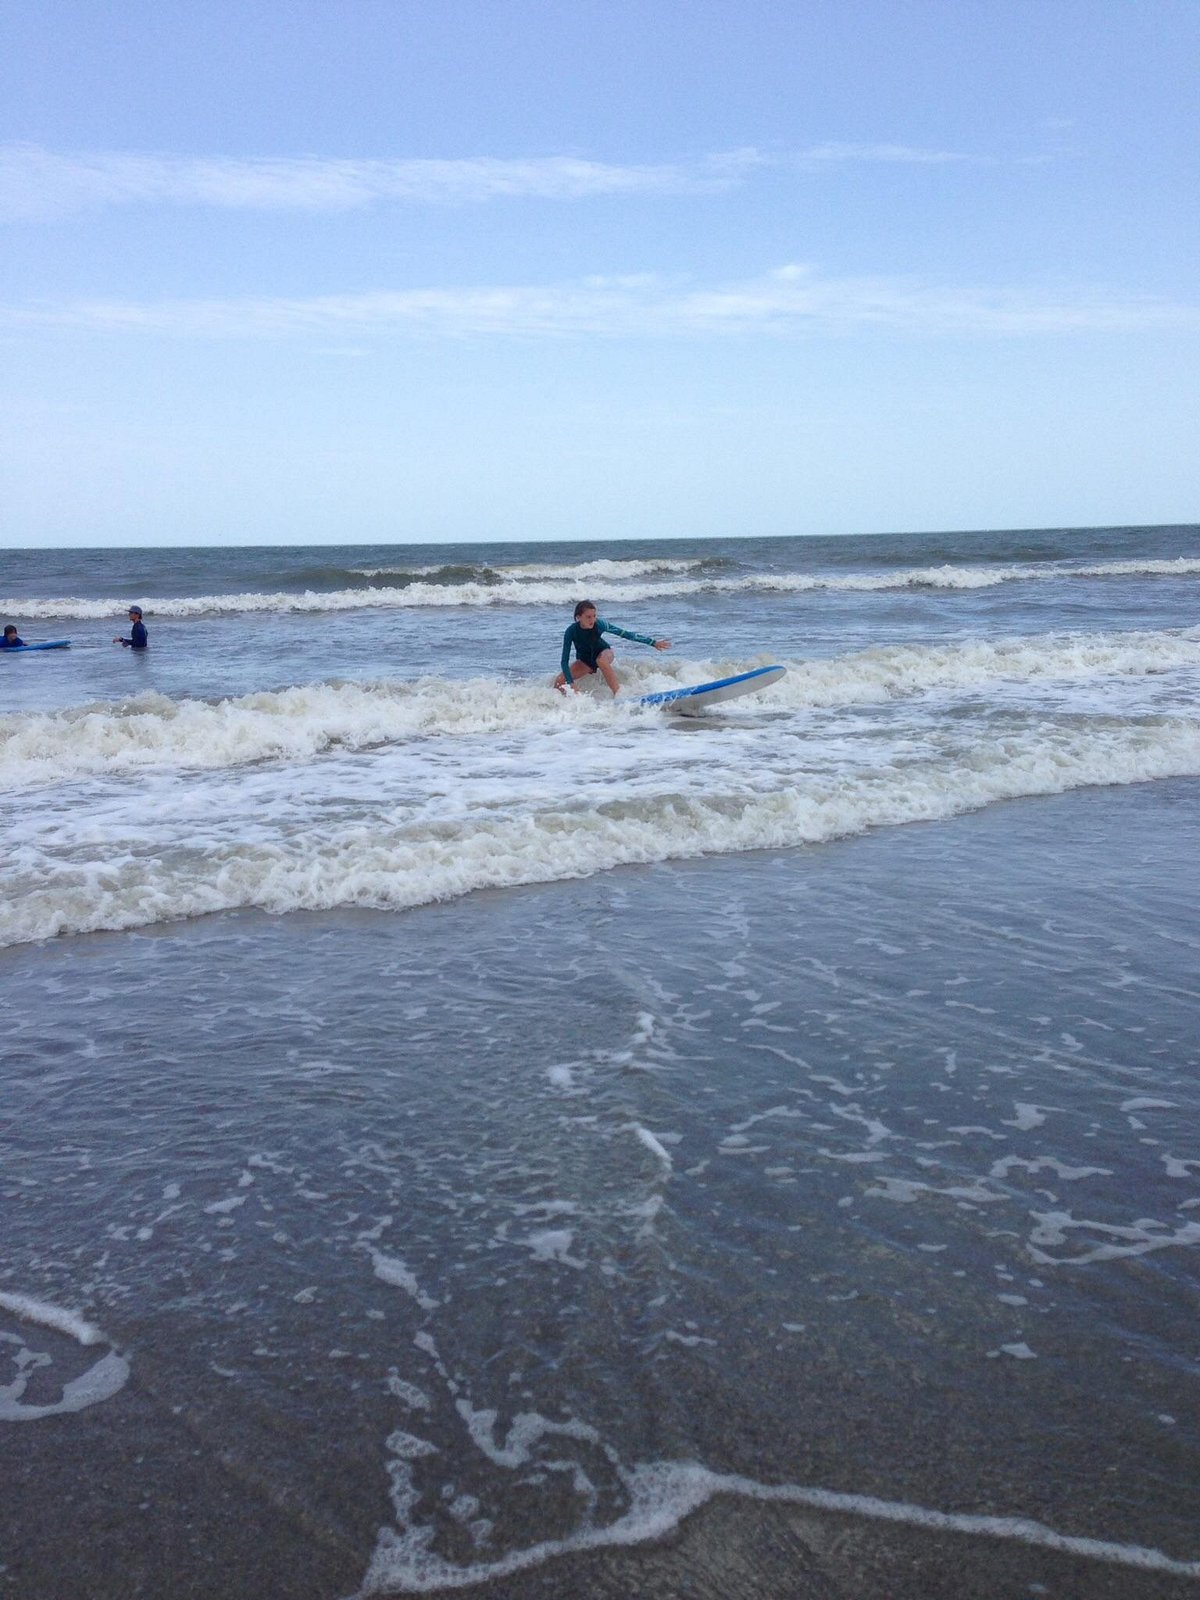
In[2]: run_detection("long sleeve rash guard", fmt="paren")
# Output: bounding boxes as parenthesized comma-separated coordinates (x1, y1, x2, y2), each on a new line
(561, 617, 655, 683)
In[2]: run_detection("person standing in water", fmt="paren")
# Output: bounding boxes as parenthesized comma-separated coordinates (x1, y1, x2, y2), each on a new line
(113, 606, 148, 650)
(555, 600, 670, 696)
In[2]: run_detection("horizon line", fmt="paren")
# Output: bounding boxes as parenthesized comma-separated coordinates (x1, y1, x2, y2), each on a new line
(4, 522, 1195, 554)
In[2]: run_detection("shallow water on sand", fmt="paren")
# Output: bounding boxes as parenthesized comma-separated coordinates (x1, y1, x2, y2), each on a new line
(3, 779, 1199, 1598)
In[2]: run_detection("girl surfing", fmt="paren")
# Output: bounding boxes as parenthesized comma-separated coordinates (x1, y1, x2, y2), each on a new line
(555, 599, 671, 697)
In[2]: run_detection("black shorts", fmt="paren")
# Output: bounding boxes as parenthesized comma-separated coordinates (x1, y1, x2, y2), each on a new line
(576, 641, 614, 671)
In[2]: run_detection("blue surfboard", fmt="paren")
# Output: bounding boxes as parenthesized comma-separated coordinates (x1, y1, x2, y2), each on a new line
(1, 640, 71, 653)
(638, 663, 786, 715)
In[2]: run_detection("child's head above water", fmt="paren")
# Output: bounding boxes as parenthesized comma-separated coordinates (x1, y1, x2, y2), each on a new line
(573, 600, 597, 622)
(3, 625, 18, 641)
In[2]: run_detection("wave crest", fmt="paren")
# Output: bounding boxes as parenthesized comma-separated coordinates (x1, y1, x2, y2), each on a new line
(4, 557, 1196, 620)
(3, 629, 1198, 790)
(3, 715, 1199, 948)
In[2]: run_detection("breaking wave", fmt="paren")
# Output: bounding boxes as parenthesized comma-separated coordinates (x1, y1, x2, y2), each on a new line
(3, 556, 1197, 620)
(3, 713, 1199, 948)
(2, 628, 1197, 790)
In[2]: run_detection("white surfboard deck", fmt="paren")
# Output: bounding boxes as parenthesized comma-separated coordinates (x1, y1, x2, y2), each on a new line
(638, 663, 786, 715)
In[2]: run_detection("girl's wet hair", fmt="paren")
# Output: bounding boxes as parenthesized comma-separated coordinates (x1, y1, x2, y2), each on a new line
(573, 599, 596, 620)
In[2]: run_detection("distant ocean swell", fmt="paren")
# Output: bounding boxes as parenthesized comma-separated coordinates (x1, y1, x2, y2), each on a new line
(3, 715, 1199, 948)
(350, 554, 731, 582)
(284, 553, 730, 589)
(4, 556, 1198, 618)
(2, 628, 1197, 789)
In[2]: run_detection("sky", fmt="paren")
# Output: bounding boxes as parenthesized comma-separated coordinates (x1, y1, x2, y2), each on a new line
(1, 0, 1197, 549)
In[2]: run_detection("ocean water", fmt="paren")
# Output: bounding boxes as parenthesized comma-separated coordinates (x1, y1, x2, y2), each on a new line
(2, 525, 1200, 1599)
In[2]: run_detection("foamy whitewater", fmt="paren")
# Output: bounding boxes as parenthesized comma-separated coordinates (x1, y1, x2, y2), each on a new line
(3, 525, 1200, 1599)
(4, 527, 1200, 950)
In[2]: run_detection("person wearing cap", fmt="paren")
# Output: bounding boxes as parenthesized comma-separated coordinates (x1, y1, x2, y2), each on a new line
(113, 607, 148, 650)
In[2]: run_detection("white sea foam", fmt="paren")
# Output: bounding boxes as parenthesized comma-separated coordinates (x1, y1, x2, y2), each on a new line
(768, 628, 1200, 711)
(3, 712, 1199, 948)
(358, 1457, 1200, 1594)
(4, 555, 1197, 618)
(0, 579, 703, 618)
(0, 1291, 130, 1423)
(366, 1249, 440, 1311)
(0, 1290, 107, 1346)
(1075, 558, 1200, 579)
(386, 1374, 433, 1412)
(0, 1349, 131, 1423)
(0, 676, 586, 790)
(453, 1404, 600, 1470)
(1006, 1103, 1048, 1131)
(989, 1156, 1111, 1182)
(385, 1429, 439, 1461)
(3, 628, 1198, 791)
(355, 556, 714, 583)
(630, 1125, 674, 1169)
(522, 1230, 583, 1266)
(494, 556, 716, 581)
(1027, 1212, 1200, 1266)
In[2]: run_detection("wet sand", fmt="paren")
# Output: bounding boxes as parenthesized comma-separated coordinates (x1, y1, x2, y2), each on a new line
(3, 780, 1199, 1599)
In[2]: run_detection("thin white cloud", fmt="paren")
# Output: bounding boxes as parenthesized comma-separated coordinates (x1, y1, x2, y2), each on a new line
(6, 265, 1196, 339)
(0, 140, 986, 219)
(0, 144, 764, 219)
(795, 142, 971, 166)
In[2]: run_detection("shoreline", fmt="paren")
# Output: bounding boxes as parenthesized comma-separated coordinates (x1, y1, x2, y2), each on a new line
(3, 779, 1199, 1600)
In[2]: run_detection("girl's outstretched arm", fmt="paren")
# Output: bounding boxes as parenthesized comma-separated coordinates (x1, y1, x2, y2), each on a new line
(598, 619, 671, 649)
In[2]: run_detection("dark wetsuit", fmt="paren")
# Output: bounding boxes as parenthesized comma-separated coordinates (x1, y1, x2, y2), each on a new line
(561, 618, 655, 683)
(0, 636, 25, 649)
(118, 621, 149, 650)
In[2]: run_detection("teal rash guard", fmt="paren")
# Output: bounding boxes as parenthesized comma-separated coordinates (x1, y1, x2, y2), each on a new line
(561, 618, 656, 683)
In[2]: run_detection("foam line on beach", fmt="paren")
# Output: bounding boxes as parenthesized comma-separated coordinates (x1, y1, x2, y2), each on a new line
(3, 628, 1198, 790)
(356, 1459, 1200, 1594)
(0, 1290, 131, 1423)
(0, 1290, 108, 1346)
(4, 554, 1198, 618)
